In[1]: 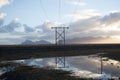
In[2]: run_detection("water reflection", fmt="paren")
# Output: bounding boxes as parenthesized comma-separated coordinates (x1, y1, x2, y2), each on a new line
(0, 55, 119, 79)
(13, 56, 120, 78)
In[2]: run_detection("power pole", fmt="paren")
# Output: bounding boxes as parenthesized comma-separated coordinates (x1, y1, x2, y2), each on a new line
(100, 56, 103, 74)
(51, 27, 69, 68)
(51, 27, 69, 45)
(97, 53, 104, 75)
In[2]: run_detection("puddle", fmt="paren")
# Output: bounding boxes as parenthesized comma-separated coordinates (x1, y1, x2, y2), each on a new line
(11, 56, 120, 79)
(0, 55, 120, 79)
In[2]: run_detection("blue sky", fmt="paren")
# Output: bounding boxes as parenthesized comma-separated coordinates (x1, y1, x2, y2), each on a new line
(0, 0, 120, 44)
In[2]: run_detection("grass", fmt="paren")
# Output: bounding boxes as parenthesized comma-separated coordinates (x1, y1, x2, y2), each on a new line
(0, 44, 120, 61)
(0, 62, 95, 80)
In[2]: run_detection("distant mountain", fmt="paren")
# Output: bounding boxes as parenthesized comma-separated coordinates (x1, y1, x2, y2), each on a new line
(22, 40, 34, 44)
(35, 40, 51, 44)
(22, 40, 51, 45)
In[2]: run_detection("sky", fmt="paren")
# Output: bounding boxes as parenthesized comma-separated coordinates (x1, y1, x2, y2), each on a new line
(0, 0, 120, 44)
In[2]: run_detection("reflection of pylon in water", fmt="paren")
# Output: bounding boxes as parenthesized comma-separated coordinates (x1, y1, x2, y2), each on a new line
(55, 57, 66, 68)
(51, 27, 69, 68)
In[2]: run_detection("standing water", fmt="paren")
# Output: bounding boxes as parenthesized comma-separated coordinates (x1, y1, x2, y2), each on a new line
(13, 56, 120, 79)
(0, 56, 120, 79)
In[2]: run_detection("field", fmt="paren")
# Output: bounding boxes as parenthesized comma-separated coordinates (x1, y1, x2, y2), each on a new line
(0, 62, 100, 80)
(0, 44, 120, 61)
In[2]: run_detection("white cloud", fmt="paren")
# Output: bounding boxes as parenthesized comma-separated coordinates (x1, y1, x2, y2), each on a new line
(1, 11, 120, 44)
(109, 10, 119, 13)
(69, 11, 120, 33)
(0, 0, 10, 8)
(0, 20, 58, 44)
(36, 21, 59, 33)
(1, 18, 21, 33)
(93, 22, 120, 32)
(70, 1, 87, 6)
(66, 9, 101, 20)
(15, 26, 25, 32)
(66, 11, 120, 43)
(23, 24, 35, 33)
(0, 13, 6, 19)
(13, 18, 20, 22)
(0, 13, 6, 27)
(0, 17, 36, 33)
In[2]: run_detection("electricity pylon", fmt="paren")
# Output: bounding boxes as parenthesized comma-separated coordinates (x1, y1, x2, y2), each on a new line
(51, 27, 69, 68)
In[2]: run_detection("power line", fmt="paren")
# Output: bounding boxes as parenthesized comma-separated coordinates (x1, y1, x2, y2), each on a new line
(39, 0, 49, 20)
(39, 0, 80, 24)
(68, 0, 81, 25)
(58, 0, 61, 22)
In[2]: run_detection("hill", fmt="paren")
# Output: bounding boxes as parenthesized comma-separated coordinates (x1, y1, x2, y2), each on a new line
(22, 40, 51, 45)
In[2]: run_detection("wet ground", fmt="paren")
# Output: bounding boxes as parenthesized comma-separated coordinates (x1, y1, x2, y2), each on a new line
(12, 55, 120, 79)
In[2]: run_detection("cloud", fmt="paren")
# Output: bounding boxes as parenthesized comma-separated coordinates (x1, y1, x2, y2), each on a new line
(67, 16, 101, 38)
(66, 36, 120, 44)
(35, 21, 59, 40)
(66, 9, 101, 20)
(0, 17, 36, 33)
(0, 18, 21, 33)
(68, 11, 120, 35)
(70, 1, 87, 6)
(0, 20, 57, 44)
(1, 11, 120, 44)
(109, 10, 119, 13)
(23, 24, 35, 33)
(100, 12, 120, 25)
(0, 18, 4, 27)
(36, 21, 59, 32)
(0, 13, 6, 19)
(0, 0, 11, 8)
(33, 21, 60, 41)
(66, 37, 101, 44)
(0, 13, 6, 27)
(64, 11, 120, 43)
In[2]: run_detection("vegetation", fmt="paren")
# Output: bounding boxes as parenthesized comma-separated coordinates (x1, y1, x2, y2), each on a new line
(0, 62, 20, 68)
(0, 44, 120, 61)
(0, 63, 95, 80)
